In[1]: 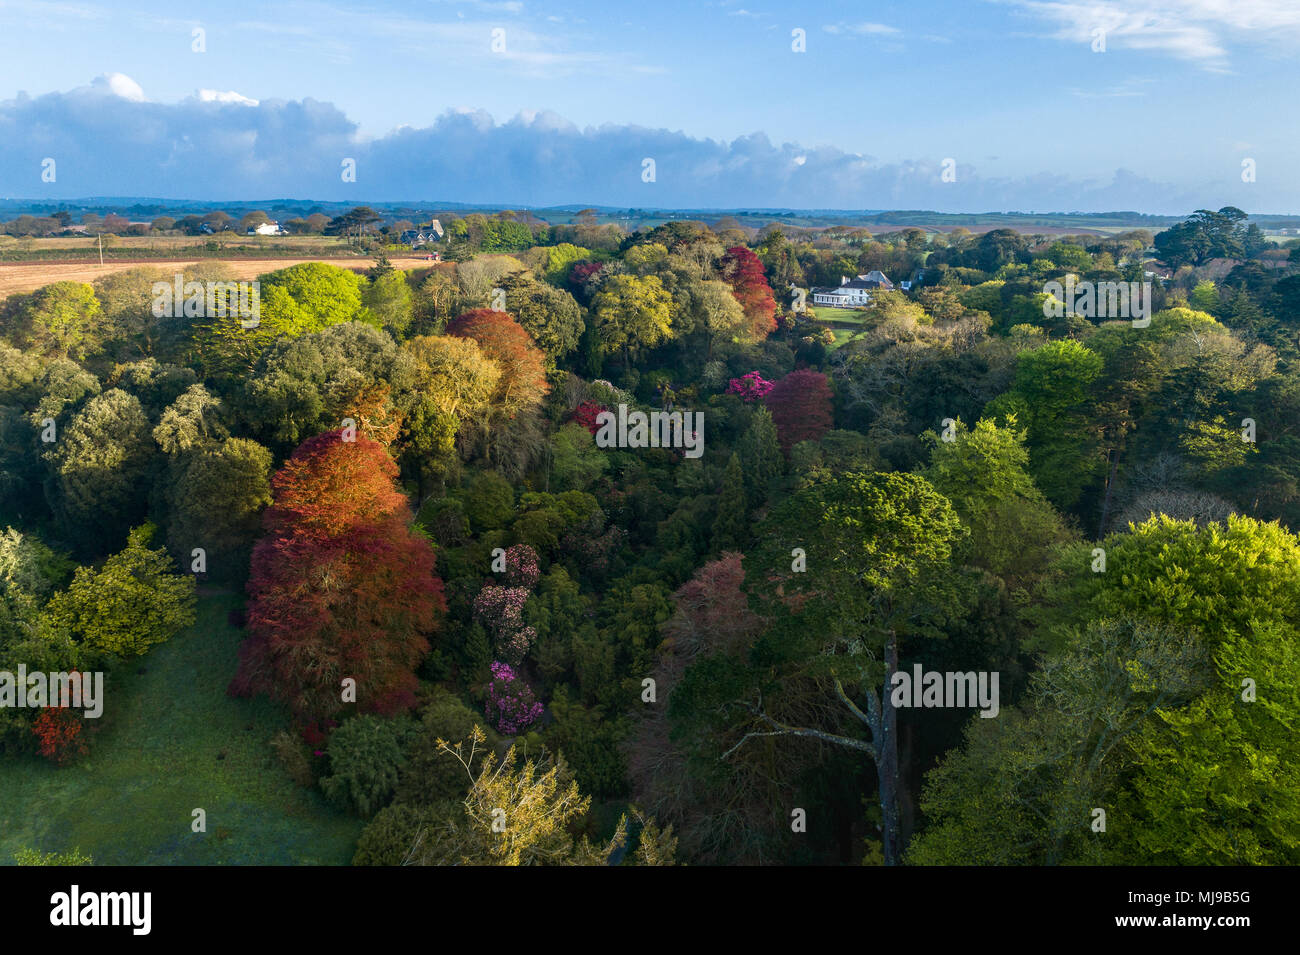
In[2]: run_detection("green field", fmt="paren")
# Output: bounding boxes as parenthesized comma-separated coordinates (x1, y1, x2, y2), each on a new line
(0, 592, 364, 865)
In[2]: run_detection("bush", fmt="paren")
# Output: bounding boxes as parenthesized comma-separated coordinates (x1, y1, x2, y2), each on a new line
(31, 706, 88, 765)
(318, 715, 413, 818)
(353, 802, 449, 865)
(395, 690, 499, 806)
(270, 730, 315, 787)
(484, 661, 543, 735)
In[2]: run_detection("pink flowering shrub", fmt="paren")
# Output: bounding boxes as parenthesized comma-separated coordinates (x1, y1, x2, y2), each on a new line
(501, 543, 540, 590)
(473, 585, 535, 664)
(473, 545, 541, 665)
(498, 626, 537, 668)
(485, 661, 544, 735)
(726, 371, 774, 402)
(473, 585, 529, 632)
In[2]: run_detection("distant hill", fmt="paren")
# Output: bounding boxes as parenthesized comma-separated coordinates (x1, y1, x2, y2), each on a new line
(4, 198, 1300, 235)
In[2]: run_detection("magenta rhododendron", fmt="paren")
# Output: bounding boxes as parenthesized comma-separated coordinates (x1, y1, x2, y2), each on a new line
(726, 371, 774, 402)
(485, 661, 544, 735)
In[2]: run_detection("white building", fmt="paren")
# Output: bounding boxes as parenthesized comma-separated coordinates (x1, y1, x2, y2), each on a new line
(810, 271, 894, 308)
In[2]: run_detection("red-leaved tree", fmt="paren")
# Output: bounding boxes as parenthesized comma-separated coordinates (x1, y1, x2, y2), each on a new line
(447, 309, 549, 416)
(764, 368, 834, 454)
(720, 247, 777, 342)
(228, 430, 445, 725)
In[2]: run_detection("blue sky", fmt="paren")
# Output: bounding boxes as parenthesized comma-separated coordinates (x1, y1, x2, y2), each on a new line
(1, 0, 1297, 212)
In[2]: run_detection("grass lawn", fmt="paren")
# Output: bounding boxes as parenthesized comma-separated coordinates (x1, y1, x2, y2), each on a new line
(806, 305, 871, 325)
(0, 591, 364, 865)
(826, 327, 867, 351)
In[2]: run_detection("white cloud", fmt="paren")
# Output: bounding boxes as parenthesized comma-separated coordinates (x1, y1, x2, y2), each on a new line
(91, 72, 145, 101)
(196, 89, 260, 106)
(998, 0, 1300, 69)
(824, 22, 902, 36)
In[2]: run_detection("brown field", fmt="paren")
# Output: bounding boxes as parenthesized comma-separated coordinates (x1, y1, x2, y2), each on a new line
(0, 234, 351, 252)
(0, 255, 441, 297)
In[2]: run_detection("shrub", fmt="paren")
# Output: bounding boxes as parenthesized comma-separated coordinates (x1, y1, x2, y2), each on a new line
(725, 371, 774, 402)
(318, 715, 413, 818)
(485, 661, 544, 736)
(353, 802, 449, 865)
(270, 730, 315, 788)
(32, 705, 88, 765)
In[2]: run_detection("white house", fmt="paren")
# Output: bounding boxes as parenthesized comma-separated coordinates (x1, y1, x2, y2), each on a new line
(811, 271, 894, 308)
(247, 221, 286, 236)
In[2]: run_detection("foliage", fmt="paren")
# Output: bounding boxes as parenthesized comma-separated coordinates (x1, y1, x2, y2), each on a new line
(765, 368, 834, 454)
(319, 714, 413, 818)
(229, 432, 445, 724)
(46, 523, 196, 658)
(485, 661, 544, 735)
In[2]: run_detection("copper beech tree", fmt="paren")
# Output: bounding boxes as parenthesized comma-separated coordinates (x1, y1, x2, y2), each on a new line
(228, 430, 445, 726)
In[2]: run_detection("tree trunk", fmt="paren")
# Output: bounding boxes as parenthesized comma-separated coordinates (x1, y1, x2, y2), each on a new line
(878, 628, 901, 866)
(1097, 447, 1121, 539)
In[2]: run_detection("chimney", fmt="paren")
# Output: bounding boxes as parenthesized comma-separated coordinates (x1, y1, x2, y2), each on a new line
(841, 275, 849, 285)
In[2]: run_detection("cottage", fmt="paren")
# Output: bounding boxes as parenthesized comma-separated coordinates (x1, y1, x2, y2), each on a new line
(400, 220, 444, 248)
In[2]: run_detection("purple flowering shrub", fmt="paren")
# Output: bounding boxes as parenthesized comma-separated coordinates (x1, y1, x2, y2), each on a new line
(485, 661, 544, 735)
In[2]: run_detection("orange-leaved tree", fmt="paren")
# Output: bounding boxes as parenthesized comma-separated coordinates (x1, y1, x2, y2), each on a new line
(228, 430, 445, 726)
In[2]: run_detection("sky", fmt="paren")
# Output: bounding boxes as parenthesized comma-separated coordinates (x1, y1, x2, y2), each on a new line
(0, 0, 1297, 213)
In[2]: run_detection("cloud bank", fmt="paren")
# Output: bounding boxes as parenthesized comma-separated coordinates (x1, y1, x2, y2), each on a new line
(0, 75, 1208, 213)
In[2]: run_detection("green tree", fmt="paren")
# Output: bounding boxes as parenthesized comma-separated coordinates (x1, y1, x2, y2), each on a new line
(199, 262, 369, 373)
(907, 616, 1205, 866)
(548, 421, 608, 492)
(45, 388, 153, 551)
(1123, 619, 1300, 864)
(45, 523, 196, 658)
(161, 437, 273, 582)
(924, 416, 1072, 590)
(20, 282, 102, 360)
(690, 471, 966, 865)
(501, 274, 585, 361)
(239, 322, 417, 453)
(591, 273, 673, 368)
(711, 452, 747, 551)
(737, 406, 782, 508)
(320, 714, 414, 818)
(985, 339, 1105, 510)
(362, 270, 415, 339)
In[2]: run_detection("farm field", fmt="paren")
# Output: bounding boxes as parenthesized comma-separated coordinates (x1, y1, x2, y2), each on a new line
(0, 254, 438, 296)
